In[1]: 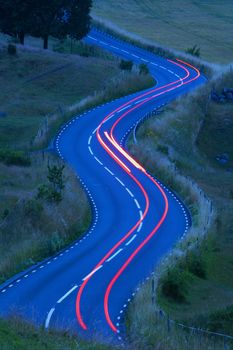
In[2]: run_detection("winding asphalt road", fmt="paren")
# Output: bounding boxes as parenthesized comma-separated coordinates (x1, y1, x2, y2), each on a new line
(0, 28, 205, 345)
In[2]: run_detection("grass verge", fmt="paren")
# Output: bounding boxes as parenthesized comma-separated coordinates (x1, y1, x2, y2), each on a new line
(0, 317, 116, 350)
(125, 68, 233, 348)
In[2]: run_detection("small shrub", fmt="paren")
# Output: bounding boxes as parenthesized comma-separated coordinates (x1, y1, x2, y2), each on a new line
(139, 63, 149, 75)
(37, 184, 62, 203)
(37, 184, 50, 200)
(7, 44, 17, 55)
(2, 208, 9, 220)
(0, 149, 31, 166)
(184, 252, 206, 279)
(37, 164, 65, 204)
(119, 59, 133, 71)
(185, 45, 200, 57)
(47, 190, 62, 203)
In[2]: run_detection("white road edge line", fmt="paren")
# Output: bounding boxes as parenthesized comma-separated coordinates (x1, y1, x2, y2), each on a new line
(82, 265, 103, 281)
(45, 308, 55, 329)
(57, 285, 78, 304)
(94, 156, 103, 165)
(107, 249, 123, 262)
(88, 146, 93, 155)
(105, 167, 114, 175)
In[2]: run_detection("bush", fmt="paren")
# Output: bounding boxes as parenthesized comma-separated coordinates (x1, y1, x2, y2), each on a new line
(160, 268, 189, 303)
(7, 44, 17, 55)
(185, 252, 206, 279)
(139, 63, 149, 75)
(119, 59, 133, 71)
(37, 184, 62, 203)
(0, 149, 31, 166)
(185, 45, 200, 57)
(2, 208, 9, 220)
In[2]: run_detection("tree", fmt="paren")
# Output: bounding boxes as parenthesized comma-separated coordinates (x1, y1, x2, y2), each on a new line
(0, 0, 93, 49)
(31, 0, 92, 49)
(31, 0, 68, 49)
(47, 164, 65, 194)
(0, 0, 34, 44)
(67, 0, 92, 41)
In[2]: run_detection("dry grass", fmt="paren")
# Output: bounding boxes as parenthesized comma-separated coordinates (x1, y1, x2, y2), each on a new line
(93, 0, 233, 64)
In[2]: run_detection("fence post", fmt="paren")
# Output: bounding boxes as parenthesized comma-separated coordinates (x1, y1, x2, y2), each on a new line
(151, 278, 155, 305)
(167, 315, 171, 333)
(224, 337, 228, 350)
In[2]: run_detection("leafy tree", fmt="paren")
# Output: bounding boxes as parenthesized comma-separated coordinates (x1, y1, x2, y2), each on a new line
(37, 164, 66, 203)
(67, 0, 92, 41)
(0, 0, 34, 44)
(47, 164, 65, 194)
(31, 0, 93, 49)
(30, 0, 68, 49)
(0, 0, 93, 49)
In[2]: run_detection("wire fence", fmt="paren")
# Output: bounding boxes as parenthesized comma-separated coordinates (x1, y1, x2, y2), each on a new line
(132, 109, 233, 349)
(150, 280, 233, 350)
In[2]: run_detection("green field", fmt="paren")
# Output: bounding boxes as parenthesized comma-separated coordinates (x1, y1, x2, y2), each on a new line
(93, 0, 233, 64)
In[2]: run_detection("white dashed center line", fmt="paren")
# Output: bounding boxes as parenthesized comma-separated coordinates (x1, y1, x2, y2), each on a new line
(57, 285, 78, 304)
(107, 249, 123, 262)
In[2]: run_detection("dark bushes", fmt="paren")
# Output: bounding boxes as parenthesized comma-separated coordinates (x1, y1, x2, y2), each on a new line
(7, 44, 17, 55)
(119, 59, 133, 71)
(0, 149, 31, 166)
(160, 268, 190, 303)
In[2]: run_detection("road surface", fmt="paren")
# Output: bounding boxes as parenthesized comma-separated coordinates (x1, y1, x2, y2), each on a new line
(0, 28, 205, 345)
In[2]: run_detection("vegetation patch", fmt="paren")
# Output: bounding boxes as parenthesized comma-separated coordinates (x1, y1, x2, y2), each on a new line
(0, 317, 115, 350)
(0, 149, 31, 166)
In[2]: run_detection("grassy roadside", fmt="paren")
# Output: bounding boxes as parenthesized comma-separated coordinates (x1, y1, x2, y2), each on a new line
(0, 318, 116, 350)
(92, 0, 233, 64)
(125, 69, 233, 348)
